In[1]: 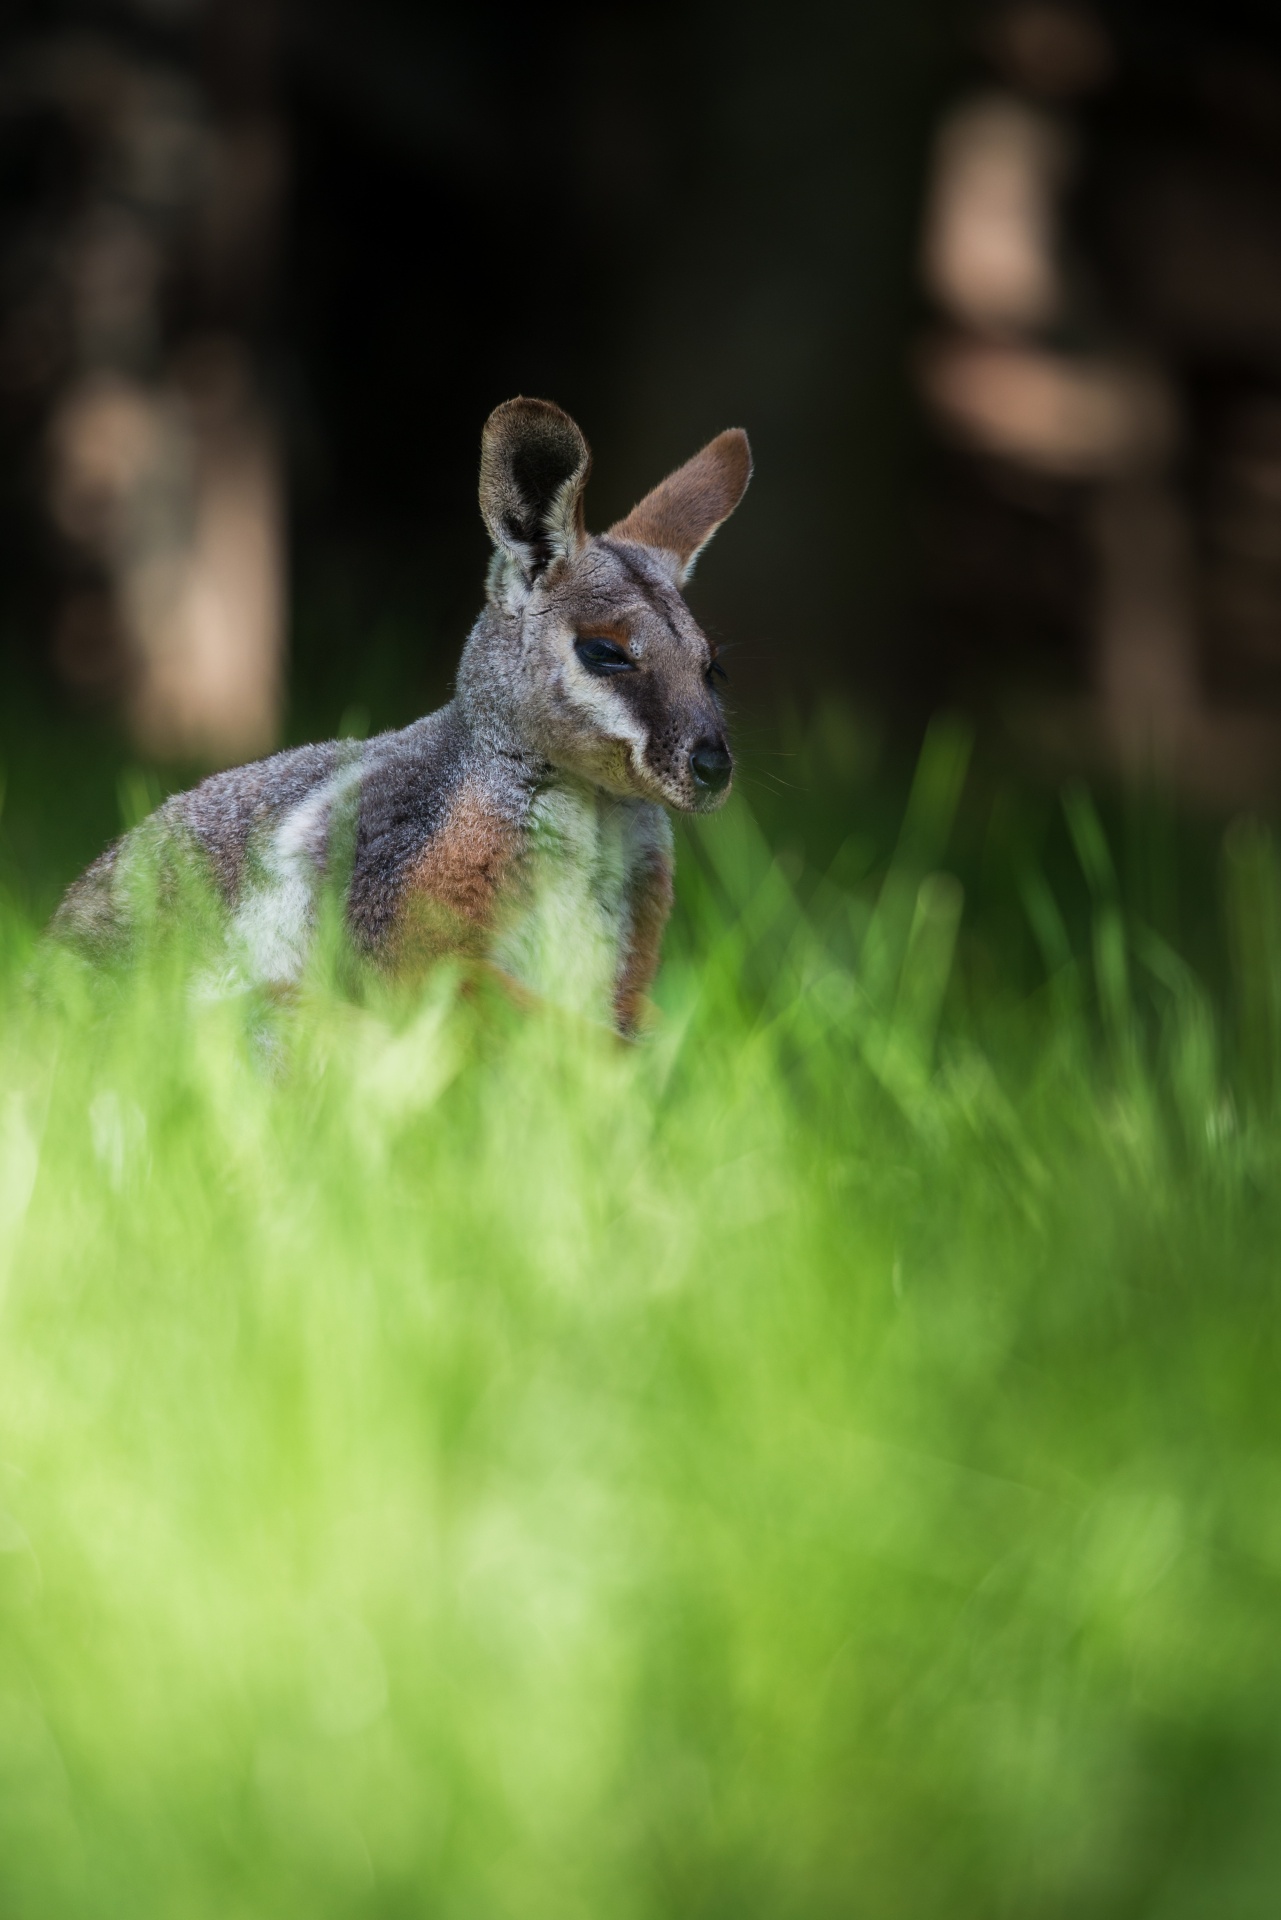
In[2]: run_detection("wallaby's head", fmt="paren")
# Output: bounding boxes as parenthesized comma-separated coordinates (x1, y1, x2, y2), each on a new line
(460, 397, 751, 813)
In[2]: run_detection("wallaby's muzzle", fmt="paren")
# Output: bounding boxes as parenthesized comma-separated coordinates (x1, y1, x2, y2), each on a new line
(690, 736, 733, 800)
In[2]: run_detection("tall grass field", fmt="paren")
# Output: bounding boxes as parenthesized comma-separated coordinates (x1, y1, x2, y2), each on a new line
(2, 711, 1281, 1917)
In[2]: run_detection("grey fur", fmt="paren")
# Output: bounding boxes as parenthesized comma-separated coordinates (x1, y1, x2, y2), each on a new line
(52, 398, 752, 1027)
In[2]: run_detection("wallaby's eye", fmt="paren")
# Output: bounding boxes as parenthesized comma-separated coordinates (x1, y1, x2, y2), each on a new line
(707, 658, 728, 685)
(575, 636, 635, 676)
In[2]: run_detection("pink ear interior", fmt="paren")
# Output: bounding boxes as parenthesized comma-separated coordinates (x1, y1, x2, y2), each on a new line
(609, 429, 752, 572)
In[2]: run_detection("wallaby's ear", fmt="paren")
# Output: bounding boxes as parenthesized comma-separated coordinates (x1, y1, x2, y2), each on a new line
(480, 397, 591, 583)
(609, 428, 752, 582)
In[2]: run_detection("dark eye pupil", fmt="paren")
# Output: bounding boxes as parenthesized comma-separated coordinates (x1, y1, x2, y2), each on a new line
(575, 637, 634, 675)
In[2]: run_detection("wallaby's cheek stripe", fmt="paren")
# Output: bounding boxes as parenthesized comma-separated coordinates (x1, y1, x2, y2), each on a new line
(563, 663, 649, 760)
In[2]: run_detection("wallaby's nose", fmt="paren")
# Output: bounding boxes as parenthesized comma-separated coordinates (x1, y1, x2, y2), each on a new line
(690, 738, 732, 795)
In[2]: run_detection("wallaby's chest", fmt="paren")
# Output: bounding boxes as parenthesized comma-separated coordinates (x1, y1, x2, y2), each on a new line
(489, 784, 667, 1017)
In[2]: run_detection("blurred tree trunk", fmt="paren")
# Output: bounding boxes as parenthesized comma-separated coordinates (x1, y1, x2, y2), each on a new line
(915, 0, 1281, 803)
(2, 0, 286, 765)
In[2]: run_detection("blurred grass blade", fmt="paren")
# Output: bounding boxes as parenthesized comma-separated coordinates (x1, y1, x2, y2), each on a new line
(1093, 904, 1132, 1059)
(1222, 815, 1281, 1112)
(117, 766, 164, 833)
(899, 715, 973, 870)
(1063, 782, 1119, 900)
(891, 871, 963, 1066)
(1020, 867, 1072, 980)
(1062, 785, 1133, 1058)
(861, 718, 972, 1013)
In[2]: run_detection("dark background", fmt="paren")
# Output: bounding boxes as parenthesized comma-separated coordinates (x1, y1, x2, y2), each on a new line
(3, 0, 1281, 900)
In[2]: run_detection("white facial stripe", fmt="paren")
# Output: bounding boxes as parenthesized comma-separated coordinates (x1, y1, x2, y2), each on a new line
(564, 641, 652, 760)
(563, 653, 649, 756)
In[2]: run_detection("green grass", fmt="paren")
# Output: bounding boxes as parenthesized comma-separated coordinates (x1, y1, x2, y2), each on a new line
(2, 714, 1281, 1917)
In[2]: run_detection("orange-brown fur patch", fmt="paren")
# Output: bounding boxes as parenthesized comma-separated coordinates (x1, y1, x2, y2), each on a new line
(577, 617, 633, 644)
(614, 847, 674, 1036)
(391, 787, 521, 971)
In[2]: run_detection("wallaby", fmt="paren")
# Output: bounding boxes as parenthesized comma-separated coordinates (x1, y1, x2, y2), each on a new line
(52, 398, 752, 1033)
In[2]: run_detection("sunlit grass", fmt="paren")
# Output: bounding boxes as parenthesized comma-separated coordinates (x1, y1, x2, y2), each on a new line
(2, 720, 1281, 1916)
